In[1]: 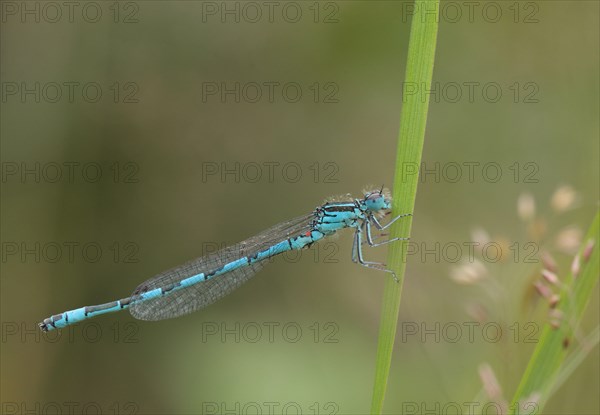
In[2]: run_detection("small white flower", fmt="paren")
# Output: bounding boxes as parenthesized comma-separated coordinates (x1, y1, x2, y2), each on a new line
(449, 259, 487, 284)
(517, 192, 536, 221)
(551, 185, 579, 213)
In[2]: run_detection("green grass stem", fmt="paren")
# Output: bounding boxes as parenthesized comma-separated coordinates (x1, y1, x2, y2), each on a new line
(370, 1, 440, 413)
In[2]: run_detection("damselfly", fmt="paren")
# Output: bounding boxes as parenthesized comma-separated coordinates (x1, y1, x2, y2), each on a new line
(39, 187, 411, 331)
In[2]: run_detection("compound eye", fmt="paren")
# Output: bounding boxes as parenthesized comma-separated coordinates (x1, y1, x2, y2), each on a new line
(366, 193, 381, 201)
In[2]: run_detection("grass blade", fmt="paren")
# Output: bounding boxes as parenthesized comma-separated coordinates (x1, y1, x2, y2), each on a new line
(370, 1, 440, 413)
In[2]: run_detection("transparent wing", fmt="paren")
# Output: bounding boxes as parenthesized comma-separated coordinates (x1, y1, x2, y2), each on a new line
(129, 213, 315, 321)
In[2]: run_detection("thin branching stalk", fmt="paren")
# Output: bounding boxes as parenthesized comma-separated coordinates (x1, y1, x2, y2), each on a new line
(510, 212, 599, 413)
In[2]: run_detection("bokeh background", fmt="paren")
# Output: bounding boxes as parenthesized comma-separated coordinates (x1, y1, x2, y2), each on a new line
(1, 1, 598, 414)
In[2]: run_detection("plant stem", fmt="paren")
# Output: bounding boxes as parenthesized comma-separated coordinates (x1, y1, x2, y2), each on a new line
(370, 1, 440, 413)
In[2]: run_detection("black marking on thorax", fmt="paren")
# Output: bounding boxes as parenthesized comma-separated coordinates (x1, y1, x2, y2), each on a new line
(321, 204, 357, 213)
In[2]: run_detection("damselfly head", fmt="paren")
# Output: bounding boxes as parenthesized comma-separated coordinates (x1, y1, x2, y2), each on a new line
(362, 186, 392, 212)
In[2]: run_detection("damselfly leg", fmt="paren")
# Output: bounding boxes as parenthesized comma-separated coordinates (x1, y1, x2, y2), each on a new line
(351, 226, 399, 283)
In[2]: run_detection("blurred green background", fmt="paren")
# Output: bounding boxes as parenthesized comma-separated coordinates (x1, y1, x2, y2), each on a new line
(1, 1, 598, 414)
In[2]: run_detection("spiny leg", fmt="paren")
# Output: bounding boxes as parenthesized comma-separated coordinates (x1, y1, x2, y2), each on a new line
(361, 219, 390, 245)
(371, 212, 412, 231)
(352, 228, 399, 283)
(352, 228, 384, 268)
(351, 226, 359, 263)
(361, 233, 393, 245)
(364, 218, 410, 247)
